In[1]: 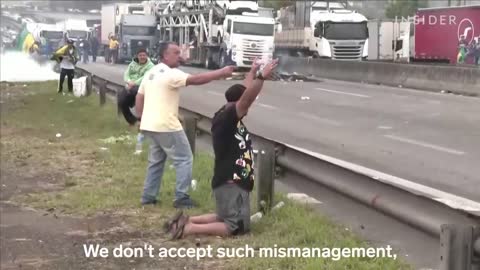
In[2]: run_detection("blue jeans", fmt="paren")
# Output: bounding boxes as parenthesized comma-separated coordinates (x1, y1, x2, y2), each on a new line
(141, 130, 193, 203)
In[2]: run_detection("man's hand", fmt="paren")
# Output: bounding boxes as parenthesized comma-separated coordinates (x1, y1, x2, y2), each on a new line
(221, 66, 235, 78)
(259, 59, 279, 80)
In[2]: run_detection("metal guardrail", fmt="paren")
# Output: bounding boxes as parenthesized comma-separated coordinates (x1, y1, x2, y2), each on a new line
(76, 67, 480, 269)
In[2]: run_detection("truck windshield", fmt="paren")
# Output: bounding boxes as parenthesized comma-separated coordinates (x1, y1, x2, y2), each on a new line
(233, 22, 274, 36)
(42, 31, 63, 40)
(122, 26, 156, 36)
(68, 30, 87, 39)
(324, 22, 368, 40)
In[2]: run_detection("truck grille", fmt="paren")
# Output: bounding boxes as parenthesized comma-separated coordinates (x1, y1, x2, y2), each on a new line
(130, 40, 150, 55)
(331, 45, 363, 60)
(241, 39, 267, 61)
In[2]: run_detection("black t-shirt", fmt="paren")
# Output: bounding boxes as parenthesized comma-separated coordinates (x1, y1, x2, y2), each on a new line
(211, 103, 254, 191)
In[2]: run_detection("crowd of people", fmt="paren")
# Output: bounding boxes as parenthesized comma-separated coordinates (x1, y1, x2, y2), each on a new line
(458, 35, 480, 65)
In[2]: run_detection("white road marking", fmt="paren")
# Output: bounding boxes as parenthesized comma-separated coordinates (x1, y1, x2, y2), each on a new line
(377, 126, 393, 130)
(207, 91, 223, 97)
(315, 87, 370, 98)
(257, 103, 278, 110)
(384, 134, 466, 156)
(287, 193, 322, 204)
(284, 143, 480, 215)
(299, 112, 343, 126)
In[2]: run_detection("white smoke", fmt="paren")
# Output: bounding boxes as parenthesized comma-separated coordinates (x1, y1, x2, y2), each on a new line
(0, 52, 59, 82)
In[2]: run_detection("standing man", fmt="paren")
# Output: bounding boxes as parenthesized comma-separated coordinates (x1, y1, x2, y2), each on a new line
(51, 39, 78, 94)
(135, 42, 235, 208)
(90, 34, 99, 63)
(120, 48, 154, 125)
(164, 59, 278, 239)
(109, 35, 119, 64)
(80, 38, 90, 64)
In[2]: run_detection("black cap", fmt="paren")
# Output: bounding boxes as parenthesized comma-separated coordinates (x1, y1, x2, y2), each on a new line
(225, 84, 246, 102)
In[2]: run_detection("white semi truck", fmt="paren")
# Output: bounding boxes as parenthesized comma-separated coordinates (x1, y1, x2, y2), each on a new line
(275, 1, 369, 61)
(155, 0, 275, 69)
(56, 19, 90, 43)
(101, 3, 158, 62)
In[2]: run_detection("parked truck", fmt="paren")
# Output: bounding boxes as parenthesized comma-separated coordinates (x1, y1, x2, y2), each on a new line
(156, 0, 275, 69)
(101, 3, 158, 63)
(19, 22, 64, 57)
(33, 23, 64, 56)
(56, 19, 90, 44)
(274, 1, 369, 61)
(408, 5, 480, 64)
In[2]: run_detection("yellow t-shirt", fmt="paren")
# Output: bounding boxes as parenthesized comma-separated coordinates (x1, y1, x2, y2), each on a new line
(138, 63, 190, 132)
(109, 39, 119, 49)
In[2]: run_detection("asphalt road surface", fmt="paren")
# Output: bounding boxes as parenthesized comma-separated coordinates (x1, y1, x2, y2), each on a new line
(78, 60, 480, 207)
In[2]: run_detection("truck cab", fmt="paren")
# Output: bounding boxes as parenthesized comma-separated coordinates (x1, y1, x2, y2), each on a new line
(221, 14, 275, 67)
(36, 24, 64, 56)
(57, 19, 90, 45)
(310, 2, 368, 60)
(117, 14, 157, 61)
(216, 1, 275, 67)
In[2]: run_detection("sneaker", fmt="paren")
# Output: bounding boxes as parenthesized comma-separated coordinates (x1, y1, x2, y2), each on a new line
(173, 197, 196, 209)
(141, 199, 158, 206)
(57, 89, 62, 93)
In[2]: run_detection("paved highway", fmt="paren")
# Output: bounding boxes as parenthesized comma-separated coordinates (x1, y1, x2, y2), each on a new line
(79, 60, 480, 207)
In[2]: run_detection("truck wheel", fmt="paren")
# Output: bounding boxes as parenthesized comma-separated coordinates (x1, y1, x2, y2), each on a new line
(205, 56, 214, 69)
(219, 50, 227, 68)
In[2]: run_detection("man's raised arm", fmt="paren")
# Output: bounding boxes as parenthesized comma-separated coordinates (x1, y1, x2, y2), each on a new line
(236, 60, 278, 118)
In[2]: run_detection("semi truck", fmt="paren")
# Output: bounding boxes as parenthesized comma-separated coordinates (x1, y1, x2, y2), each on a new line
(20, 23, 64, 56)
(56, 19, 90, 44)
(156, 0, 275, 69)
(101, 3, 158, 62)
(33, 23, 64, 56)
(274, 1, 369, 61)
(408, 5, 480, 64)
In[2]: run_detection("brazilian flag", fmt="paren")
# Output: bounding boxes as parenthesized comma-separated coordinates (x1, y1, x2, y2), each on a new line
(15, 26, 29, 51)
(457, 47, 467, 64)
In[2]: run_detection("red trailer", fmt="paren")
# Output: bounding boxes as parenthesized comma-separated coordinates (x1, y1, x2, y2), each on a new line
(414, 5, 480, 64)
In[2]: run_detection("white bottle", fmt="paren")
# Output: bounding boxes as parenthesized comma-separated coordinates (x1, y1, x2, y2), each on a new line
(250, 212, 263, 223)
(191, 179, 197, 191)
(134, 133, 144, 154)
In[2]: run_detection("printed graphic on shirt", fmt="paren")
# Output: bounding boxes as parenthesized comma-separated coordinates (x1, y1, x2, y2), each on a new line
(233, 121, 254, 184)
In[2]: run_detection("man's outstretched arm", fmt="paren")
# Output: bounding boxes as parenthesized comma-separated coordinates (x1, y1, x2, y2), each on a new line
(186, 66, 235, 86)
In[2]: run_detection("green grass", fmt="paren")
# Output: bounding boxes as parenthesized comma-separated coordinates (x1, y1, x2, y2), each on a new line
(0, 81, 412, 270)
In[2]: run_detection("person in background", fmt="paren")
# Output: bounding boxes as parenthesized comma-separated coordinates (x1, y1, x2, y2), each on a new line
(473, 37, 480, 66)
(51, 39, 78, 94)
(109, 35, 119, 64)
(105, 34, 113, 63)
(457, 35, 468, 64)
(90, 34, 99, 63)
(119, 48, 155, 154)
(134, 42, 235, 209)
(80, 38, 90, 64)
(120, 48, 154, 125)
(163, 59, 278, 239)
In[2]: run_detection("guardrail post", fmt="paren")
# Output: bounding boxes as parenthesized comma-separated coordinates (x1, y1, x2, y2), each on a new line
(256, 142, 276, 212)
(182, 114, 197, 155)
(440, 224, 479, 270)
(86, 74, 92, 96)
(99, 81, 107, 106)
